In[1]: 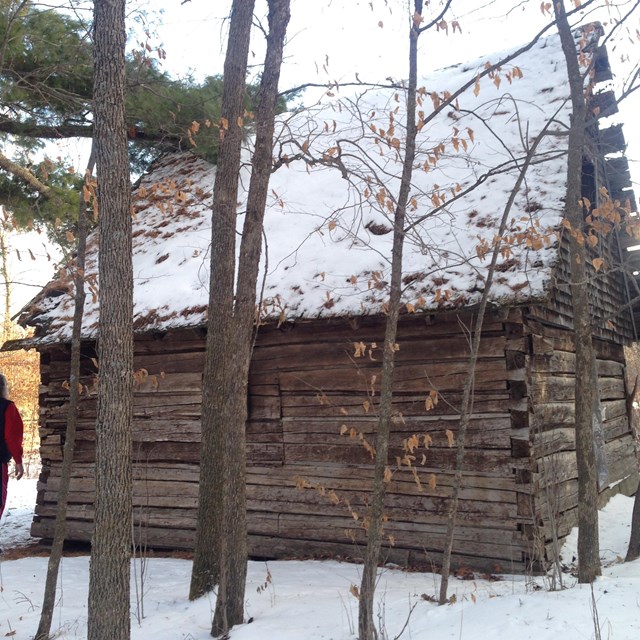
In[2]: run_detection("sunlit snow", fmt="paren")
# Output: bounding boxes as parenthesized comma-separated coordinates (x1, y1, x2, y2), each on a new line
(19, 29, 586, 344)
(1, 478, 639, 639)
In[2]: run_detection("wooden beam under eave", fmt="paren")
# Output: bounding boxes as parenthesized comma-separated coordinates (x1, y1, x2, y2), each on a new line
(606, 156, 632, 194)
(589, 90, 618, 118)
(593, 45, 613, 83)
(599, 124, 626, 155)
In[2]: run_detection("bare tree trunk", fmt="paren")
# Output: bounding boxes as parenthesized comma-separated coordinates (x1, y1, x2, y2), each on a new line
(35, 148, 95, 640)
(87, 1, 134, 638)
(210, 2, 290, 635)
(626, 488, 640, 561)
(358, 4, 422, 639)
(0, 0, 23, 340)
(554, 0, 601, 584)
(0, 222, 12, 341)
(189, 0, 256, 605)
(625, 376, 639, 561)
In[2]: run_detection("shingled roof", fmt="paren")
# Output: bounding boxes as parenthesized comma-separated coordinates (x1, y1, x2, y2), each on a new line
(16, 27, 609, 346)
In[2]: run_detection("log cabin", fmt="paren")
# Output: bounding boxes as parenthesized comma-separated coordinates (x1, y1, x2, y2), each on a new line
(8, 25, 640, 573)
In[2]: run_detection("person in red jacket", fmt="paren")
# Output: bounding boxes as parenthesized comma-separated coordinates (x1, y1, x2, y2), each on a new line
(0, 373, 24, 522)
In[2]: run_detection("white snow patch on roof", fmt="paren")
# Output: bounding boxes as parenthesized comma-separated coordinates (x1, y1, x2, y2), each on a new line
(20, 30, 582, 343)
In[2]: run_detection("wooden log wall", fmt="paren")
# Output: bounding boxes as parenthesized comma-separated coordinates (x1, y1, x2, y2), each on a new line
(31, 309, 638, 574)
(33, 313, 539, 573)
(522, 311, 637, 567)
(245, 313, 534, 572)
(543, 229, 635, 342)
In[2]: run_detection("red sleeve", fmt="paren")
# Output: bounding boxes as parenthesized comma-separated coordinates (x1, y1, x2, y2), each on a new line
(4, 402, 24, 465)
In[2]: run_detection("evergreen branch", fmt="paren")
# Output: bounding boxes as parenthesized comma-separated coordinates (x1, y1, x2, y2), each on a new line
(0, 150, 51, 197)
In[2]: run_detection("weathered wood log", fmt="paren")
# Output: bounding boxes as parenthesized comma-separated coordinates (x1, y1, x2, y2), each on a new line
(281, 391, 511, 418)
(531, 399, 626, 432)
(274, 360, 507, 393)
(253, 314, 508, 347)
(250, 335, 506, 373)
(28, 308, 637, 575)
(526, 316, 629, 359)
(529, 351, 624, 376)
(530, 374, 624, 402)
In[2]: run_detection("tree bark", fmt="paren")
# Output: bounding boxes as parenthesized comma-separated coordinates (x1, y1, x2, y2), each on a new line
(0, 119, 185, 144)
(189, 0, 256, 605)
(0, 224, 12, 341)
(358, 4, 422, 639)
(625, 378, 640, 561)
(210, 2, 290, 635)
(554, 0, 601, 584)
(626, 487, 640, 561)
(35, 147, 95, 640)
(87, 1, 134, 638)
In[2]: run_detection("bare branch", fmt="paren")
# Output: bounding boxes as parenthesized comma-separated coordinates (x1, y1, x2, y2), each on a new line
(418, 0, 454, 33)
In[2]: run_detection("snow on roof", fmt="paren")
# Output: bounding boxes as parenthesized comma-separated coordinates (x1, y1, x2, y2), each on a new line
(18, 28, 598, 345)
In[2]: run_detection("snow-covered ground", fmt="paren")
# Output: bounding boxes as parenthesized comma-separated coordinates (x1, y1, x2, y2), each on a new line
(0, 478, 40, 550)
(0, 479, 639, 639)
